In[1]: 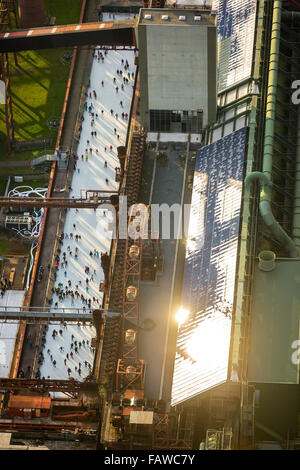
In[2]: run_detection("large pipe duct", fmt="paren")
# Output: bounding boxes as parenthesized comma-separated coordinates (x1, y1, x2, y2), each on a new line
(18, 0, 47, 29)
(244, 172, 298, 258)
(244, 0, 299, 258)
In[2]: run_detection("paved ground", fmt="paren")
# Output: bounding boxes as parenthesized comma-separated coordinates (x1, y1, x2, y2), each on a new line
(2, 256, 28, 290)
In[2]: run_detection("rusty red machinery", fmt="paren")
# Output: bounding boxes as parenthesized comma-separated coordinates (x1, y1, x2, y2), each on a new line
(6, 395, 51, 418)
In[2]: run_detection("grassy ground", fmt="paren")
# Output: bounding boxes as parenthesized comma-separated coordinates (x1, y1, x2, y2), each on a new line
(45, 0, 83, 25)
(0, 1, 83, 257)
(0, 238, 10, 256)
(0, 0, 83, 163)
(0, 178, 8, 196)
(0, 234, 32, 257)
(0, 177, 49, 196)
(0, 166, 48, 176)
(8, 180, 49, 191)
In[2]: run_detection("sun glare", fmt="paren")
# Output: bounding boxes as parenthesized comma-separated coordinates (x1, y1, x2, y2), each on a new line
(186, 317, 231, 370)
(175, 307, 189, 327)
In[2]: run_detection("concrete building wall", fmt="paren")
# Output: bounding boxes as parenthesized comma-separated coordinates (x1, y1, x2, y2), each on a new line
(138, 20, 216, 130)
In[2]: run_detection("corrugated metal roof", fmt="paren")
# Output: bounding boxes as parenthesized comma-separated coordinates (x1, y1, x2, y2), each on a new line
(171, 127, 247, 406)
(213, 0, 257, 92)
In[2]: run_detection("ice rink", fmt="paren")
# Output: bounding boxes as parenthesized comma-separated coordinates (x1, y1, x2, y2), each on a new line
(39, 16, 137, 381)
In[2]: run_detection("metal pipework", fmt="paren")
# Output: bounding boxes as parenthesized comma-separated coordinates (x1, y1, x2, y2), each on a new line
(244, 0, 298, 258)
(264, 0, 282, 179)
(258, 250, 276, 272)
(244, 172, 298, 258)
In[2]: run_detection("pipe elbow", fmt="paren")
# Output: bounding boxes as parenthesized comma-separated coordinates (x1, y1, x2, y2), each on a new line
(244, 172, 269, 193)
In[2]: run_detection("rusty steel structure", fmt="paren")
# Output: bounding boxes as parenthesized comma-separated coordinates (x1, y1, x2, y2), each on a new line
(0, 306, 96, 323)
(0, 377, 96, 395)
(0, 19, 136, 52)
(0, 52, 14, 154)
(0, 1, 18, 154)
(116, 204, 148, 391)
(0, 190, 119, 209)
(143, 0, 166, 8)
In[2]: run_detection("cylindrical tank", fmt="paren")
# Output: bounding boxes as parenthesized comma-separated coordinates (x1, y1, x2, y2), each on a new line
(126, 285, 137, 301)
(19, 0, 47, 28)
(258, 250, 276, 272)
(125, 329, 136, 344)
(126, 365, 136, 382)
(129, 245, 140, 259)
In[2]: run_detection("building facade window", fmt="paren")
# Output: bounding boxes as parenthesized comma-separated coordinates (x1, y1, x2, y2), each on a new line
(149, 109, 203, 133)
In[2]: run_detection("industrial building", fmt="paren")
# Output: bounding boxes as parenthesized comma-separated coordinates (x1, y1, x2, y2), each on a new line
(137, 8, 217, 131)
(0, 0, 299, 451)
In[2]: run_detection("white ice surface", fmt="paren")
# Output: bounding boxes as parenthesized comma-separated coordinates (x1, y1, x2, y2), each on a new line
(39, 20, 137, 382)
(0, 290, 25, 377)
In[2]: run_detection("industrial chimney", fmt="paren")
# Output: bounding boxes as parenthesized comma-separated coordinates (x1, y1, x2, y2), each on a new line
(18, 0, 47, 29)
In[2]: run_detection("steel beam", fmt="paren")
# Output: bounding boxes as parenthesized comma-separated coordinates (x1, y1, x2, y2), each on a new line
(0, 20, 136, 52)
(0, 307, 119, 324)
(0, 191, 119, 209)
(0, 378, 96, 393)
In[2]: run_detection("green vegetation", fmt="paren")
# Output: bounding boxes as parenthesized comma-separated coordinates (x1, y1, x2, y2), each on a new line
(0, 178, 8, 196)
(0, 0, 83, 162)
(45, 0, 83, 26)
(0, 48, 73, 161)
(8, 180, 49, 194)
(0, 166, 47, 176)
(0, 172, 49, 197)
(0, 0, 83, 258)
(0, 238, 10, 256)
(0, 234, 31, 257)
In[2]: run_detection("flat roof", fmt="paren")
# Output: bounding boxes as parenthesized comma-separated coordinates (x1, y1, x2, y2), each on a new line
(248, 259, 300, 384)
(0, 290, 25, 378)
(138, 8, 215, 26)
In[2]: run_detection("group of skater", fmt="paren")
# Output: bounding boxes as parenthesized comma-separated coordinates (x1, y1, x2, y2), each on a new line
(40, 46, 136, 381)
